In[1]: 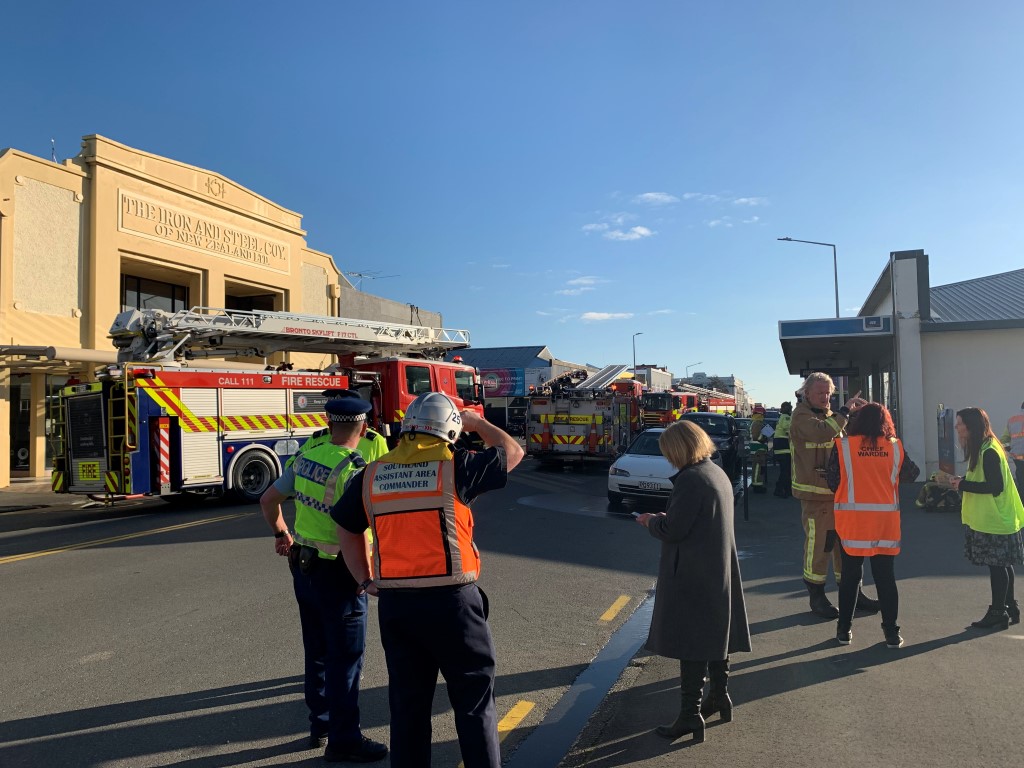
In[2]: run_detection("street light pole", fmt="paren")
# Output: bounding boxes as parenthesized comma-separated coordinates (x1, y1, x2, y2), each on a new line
(777, 237, 840, 318)
(685, 361, 702, 379)
(632, 332, 643, 377)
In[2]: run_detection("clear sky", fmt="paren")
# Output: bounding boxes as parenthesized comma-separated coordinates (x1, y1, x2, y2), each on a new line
(5, 2, 1023, 405)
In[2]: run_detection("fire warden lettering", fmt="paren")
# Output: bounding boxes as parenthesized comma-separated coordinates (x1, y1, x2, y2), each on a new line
(373, 462, 439, 493)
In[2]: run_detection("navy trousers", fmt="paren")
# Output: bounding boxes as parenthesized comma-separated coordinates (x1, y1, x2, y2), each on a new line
(378, 584, 500, 768)
(290, 555, 367, 746)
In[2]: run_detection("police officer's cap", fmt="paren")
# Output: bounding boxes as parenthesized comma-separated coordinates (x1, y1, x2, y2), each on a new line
(325, 396, 372, 423)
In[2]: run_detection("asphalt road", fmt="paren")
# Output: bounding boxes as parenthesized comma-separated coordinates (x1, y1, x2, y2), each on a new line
(0, 460, 659, 768)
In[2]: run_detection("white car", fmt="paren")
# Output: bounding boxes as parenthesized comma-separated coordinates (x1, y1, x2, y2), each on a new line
(607, 427, 721, 507)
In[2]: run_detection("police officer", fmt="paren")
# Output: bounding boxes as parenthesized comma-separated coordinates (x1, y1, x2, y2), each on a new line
(331, 393, 525, 768)
(286, 389, 390, 470)
(260, 394, 388, 763)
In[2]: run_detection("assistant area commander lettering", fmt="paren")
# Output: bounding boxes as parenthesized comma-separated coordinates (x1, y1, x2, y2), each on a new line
(373, 463, 439, 493)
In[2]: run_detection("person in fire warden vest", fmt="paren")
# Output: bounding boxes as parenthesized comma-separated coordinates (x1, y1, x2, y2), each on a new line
(790, 373, 880, 619)
(331, 392, 525, 768)
(1001, 401, 1024, 491)
(260, 394, 389, 763)
(826, 403, 920, 648)
(773, 402, 794, 497)
(285, 389, 390, 470)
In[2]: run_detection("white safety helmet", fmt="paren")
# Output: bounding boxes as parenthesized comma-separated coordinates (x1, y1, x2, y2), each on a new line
(401, 392, 463, 444)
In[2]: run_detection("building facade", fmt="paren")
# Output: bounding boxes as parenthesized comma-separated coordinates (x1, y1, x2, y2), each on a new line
(0, 135, 439, 487)
(780, 250, 1024, 476)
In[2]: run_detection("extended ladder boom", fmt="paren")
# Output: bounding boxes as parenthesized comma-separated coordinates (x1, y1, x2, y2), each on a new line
(110, 307, 472, 364)
(674, 382, 732, 398)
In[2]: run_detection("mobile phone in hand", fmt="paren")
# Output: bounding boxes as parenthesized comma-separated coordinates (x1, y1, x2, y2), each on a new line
(631, 511, 641, 518)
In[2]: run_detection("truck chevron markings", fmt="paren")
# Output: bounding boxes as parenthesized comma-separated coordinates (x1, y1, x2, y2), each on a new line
(137, 377, 326, 433)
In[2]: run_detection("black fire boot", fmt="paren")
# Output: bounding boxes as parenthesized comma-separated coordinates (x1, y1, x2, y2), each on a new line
(656, 660, 707, 743)
(971, 605, 1010, 630)
(805, 580, 840, 619)
(855, 590, 881, 614)
(700, 658, 733, 723)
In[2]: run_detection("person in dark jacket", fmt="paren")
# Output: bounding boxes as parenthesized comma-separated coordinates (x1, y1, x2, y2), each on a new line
(635, 420, 751, 745)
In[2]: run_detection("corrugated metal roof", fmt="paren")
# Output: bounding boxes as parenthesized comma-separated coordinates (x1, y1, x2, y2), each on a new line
(930, 267, 1024, 323)
(444, 346, 551, 369)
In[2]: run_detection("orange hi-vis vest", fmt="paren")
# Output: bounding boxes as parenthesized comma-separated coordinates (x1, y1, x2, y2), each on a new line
(833, 435, 904, 556)
(361, 459, 481, 588)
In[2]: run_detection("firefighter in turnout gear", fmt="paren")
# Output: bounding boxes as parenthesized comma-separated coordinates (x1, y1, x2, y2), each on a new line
(332, 392, 525, 768)
(773, 401, 793, 497)
(790, 373, 879, 619)
(260, 394, 388, 763)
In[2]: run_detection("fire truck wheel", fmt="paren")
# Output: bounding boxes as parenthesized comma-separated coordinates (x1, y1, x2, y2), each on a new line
(231, 451, 278, 503)
(607, 490, 625, 507)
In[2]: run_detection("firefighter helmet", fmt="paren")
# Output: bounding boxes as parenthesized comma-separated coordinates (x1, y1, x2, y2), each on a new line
(401, 392, 463, 444)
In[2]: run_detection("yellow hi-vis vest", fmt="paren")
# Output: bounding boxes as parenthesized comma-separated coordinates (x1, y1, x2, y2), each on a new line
(833, 436, 903, 556)
(286, 428, 389, 470)
(361, 459, 481, 588)
(292, 443, 366, 559)
(773, 414, 792, 455)
(961, 438, 1024, 535)
(1007, 413, 1024, 460)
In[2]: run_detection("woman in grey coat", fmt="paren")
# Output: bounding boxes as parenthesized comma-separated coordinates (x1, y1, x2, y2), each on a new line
(636, 420, 751, 744)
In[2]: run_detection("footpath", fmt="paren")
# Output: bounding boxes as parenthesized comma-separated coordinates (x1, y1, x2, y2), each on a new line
(558, 469, 1024, 768)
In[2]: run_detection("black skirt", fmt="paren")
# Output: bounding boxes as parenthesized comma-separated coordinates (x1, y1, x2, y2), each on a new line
(964, 526, 1024, 567)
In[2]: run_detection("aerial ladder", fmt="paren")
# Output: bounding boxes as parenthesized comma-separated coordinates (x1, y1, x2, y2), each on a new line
(53, 307, 479, 503)
(109, 307, 472, 365)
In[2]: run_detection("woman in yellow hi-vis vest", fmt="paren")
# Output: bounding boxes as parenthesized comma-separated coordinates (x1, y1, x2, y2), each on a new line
(827, 403, 919, 648)
(950, 407, 1024, 630)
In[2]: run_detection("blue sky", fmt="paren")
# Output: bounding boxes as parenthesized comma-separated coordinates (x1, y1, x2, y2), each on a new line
(5, 2, 1023, 406)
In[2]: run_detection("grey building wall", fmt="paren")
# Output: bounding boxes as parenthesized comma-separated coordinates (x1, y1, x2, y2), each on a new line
(338, 285, 443, 328)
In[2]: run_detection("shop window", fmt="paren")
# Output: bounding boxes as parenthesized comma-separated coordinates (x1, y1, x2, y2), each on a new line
(122, 275, 189, 313)
(225, 293, 276, 312)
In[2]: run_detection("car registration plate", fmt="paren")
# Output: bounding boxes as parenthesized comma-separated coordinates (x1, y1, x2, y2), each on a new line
(638, 481, 660, 490)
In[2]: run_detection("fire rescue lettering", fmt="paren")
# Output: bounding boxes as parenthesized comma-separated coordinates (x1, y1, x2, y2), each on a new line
(372, 462, 440, 493)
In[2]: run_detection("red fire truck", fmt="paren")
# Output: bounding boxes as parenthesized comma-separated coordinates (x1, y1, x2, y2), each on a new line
(50, 307, 481, 502)
(525, 365, 644, 465)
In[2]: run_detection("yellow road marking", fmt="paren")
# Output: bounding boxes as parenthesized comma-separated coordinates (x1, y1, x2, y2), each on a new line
(600, 595, 631, 622)
(0, 513, 248, 565)
(498, 700, 535, 737)
(458, 700, 535, 767)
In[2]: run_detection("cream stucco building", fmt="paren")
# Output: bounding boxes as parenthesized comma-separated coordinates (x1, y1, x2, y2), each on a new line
(0, 135, 438, 487)
(780, 250, 1024, 476)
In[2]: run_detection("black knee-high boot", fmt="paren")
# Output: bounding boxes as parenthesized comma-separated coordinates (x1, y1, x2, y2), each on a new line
(656, 660, 706, 742)
(1006, 567, 1020, 625)
(700, 658, 733, 722)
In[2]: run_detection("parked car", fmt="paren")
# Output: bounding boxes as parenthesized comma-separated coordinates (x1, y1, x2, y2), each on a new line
(607, 427, 722, 508)
(677, 412, 743, 477)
